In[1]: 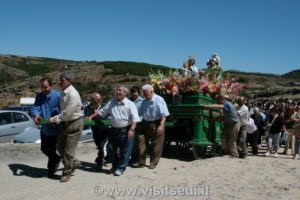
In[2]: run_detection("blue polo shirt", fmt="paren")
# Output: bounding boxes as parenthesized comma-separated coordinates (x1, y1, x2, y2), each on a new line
(32, 90, 60, 136)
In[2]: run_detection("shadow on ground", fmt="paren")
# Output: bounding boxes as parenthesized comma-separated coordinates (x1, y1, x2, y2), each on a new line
(8, 163, 48, 178)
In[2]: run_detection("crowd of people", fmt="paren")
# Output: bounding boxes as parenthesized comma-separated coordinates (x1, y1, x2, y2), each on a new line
(202, 96, 300, 159)
(31, 55, 300, 183)
(32, 73, 169, 182)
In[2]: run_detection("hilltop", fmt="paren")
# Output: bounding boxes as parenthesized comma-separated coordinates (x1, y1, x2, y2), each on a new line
(0, 54, 299, 107)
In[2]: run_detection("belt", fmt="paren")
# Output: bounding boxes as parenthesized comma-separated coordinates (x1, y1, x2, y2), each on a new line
(63, 117, 82, 125)
(142, 119, 160, 124)
(112, 125, 130, 131)
(111, 125, 130, 131)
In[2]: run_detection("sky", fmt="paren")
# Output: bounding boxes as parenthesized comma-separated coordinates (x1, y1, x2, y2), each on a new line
(0, 0, 299, 75)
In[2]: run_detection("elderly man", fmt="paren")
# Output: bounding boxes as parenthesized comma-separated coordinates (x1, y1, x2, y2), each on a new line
(201, 95, 240, 158)
(138, 84, 169, 169)
(32, 77, 61, 178)
(84, 93, 109, 170)
(236, 96, 249, 158)
(87, 85, 140, 176)
(49, 73, 83, 182)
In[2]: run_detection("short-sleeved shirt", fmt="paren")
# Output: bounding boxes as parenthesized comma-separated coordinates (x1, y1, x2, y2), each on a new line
(98, 97, 140, 128)
(140, 94, 170, 121)
(223, 100, 239, 125)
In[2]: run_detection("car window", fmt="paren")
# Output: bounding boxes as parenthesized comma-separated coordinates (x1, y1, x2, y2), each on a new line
(0, 112, 13, 125)
(13, 112, 29, 123)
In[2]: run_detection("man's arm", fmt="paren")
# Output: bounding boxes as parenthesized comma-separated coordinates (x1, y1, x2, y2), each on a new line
(200, 104, 223, 109)
(32, 94, 41, 124)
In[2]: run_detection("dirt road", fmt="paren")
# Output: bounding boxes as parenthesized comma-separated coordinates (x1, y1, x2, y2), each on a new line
(0, 143, 299, 200)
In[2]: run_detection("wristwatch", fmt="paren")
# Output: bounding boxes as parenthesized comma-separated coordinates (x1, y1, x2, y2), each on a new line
(129, 128, 135, 132)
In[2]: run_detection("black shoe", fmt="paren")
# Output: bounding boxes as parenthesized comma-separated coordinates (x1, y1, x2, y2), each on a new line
(96, 163, 103, 171)
(239, 155, 247, 159)
(47, 170, 55, 178)
(110, 166, 116, 173)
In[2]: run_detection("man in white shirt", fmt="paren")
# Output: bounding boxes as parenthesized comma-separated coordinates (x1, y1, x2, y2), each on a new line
(236, 96, 249, 158)
(87, 85, 140, 176)
(49, 73, 83, 182)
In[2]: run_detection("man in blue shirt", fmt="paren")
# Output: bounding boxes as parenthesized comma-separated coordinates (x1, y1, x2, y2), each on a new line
(138, 84, 169, 169)
(32, 77, 61, 177)
(201, 94, 240, 158)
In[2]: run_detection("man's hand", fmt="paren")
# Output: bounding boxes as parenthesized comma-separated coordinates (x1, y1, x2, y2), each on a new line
(86, 116, 93, 121)
(128, 129, 134, 139)
(49, 117, 56, 124)
(157, 124, 164, 134)
(34, 116, 41, 124)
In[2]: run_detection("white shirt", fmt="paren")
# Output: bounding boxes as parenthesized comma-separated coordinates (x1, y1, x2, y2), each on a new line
(98, 97, 140, 128)
(54, 85, 82, 123)
(247, 117, 257, 134)
(190, 65, 198, 74)
(236, 104, 249, 126)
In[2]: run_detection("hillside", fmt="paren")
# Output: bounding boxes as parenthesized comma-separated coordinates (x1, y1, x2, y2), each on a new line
(0, 54, 299, 108)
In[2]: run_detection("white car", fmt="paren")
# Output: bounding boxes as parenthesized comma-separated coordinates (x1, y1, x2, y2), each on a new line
(0, 110, 35, 142)
(13, 126, 94, 144)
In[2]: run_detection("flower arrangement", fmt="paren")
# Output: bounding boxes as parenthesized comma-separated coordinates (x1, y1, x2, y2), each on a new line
(149, 69, 244, 100)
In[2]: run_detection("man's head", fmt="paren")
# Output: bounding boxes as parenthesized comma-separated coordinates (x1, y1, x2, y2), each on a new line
(115, 85, 128, 101)
(58, 72, 73, 90)
(130, 86, 140, 101)
(237, 96, 246, 106)
(270, 106, 279, 116)
(253, 107, 260, 115)
(215, 94, 225, 104)
(142, 84, 154, 101)
(90, 93, 101, 107)
(40, 77, 52, 95)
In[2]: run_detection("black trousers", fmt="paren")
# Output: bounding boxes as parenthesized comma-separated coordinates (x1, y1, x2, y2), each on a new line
(40, 133, 61, 171)
(130, 124, 141, 163)
(93, 129, 109, 165)
(246, 130, 259, 155)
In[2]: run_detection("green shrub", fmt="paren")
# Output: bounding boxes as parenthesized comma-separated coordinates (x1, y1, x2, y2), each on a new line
(102, 61, 171, 76)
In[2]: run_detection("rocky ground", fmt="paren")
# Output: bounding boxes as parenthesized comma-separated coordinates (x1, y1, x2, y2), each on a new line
(0, 143, 299, 200)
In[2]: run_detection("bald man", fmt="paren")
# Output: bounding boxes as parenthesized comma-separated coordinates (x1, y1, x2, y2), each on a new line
(84, 93, 109, 170)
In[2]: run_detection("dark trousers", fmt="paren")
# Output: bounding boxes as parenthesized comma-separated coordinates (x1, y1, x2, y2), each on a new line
(57, 118, 83, 175)
(93, 129, 109, 165)
(109, 127, 133, 172)
(246, 131, 259, 155)
(130, 124, 141, 163)
(40, 133, 61, 171)
(139, 120, 165, 167)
